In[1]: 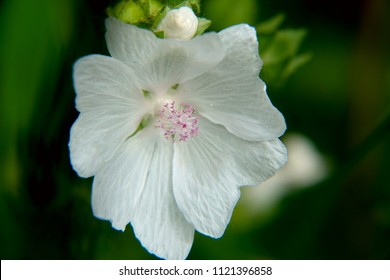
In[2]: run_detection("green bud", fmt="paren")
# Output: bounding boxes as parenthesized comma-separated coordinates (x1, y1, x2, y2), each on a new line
(107, 0, 165, 28)
(107, 0, 210, 37)
(149, 0, 165, 17)
(107, 1, 146, 25)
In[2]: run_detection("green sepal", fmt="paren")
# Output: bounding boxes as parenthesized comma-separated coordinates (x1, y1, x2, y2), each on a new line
(141, 114, 152, 127)
(194, 17, 211, 36)
(126, 114, 152, 140)
(151, 6, 169, 30)
(142, 89, 151, 97)
(153, 30, 165, 38)
(167, 0, 200, 14)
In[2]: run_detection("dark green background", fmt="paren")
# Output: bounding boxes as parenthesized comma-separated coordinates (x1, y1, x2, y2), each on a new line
(0, 0, 389, 259)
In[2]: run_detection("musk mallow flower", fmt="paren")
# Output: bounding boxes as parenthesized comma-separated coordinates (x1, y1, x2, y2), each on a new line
(69, 17, 287, 259)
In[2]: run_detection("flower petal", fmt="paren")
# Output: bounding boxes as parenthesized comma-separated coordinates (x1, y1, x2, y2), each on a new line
(92, 127, 194, 260)
(69, 55, 148, 178)
(105, 17, 224, 92)
(173, 117, 287, 238)
(179, 24, 286, 141)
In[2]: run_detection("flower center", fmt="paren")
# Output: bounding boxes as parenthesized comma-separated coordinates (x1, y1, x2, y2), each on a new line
(155, 101, 199, 142)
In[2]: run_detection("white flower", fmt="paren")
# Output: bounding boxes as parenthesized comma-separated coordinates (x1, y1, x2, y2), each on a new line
(69, 17, 287, 259)
(157, 7, 198, 40)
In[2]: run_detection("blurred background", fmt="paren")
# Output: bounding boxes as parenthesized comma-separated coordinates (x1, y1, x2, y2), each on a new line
(0, 0, 389, 259)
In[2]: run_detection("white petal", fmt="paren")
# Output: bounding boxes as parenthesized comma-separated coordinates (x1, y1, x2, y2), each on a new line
(173, 117, 287, 238)
(69, 55, 147, 177)
(105, 17, 224, 92)
(92, 127, 194, 260)
(179, 24, 286, 141)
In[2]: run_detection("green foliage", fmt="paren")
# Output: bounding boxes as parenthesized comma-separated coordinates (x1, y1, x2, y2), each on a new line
(204, 0, 258, 30)
(0, 0, 74, 192)
(256, 13, 285, 34)
(0, 0, 76, 258)
(281, 53, 312, 81)
(262, 29, 307, 64)
(257, 14, 311, 85)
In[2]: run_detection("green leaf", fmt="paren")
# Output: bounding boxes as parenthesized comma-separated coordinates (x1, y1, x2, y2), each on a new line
(281, 52, 313, 81)
(262, 29, 307, 65)
(256, 13, 285, 35)
(194, 17, 211, 36)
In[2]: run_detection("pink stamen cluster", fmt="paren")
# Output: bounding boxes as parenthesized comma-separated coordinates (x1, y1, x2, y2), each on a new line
(156, 101, 199, 142)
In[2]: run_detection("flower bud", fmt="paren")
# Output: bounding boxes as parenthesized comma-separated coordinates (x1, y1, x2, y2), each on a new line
(157, 7, 198, 40)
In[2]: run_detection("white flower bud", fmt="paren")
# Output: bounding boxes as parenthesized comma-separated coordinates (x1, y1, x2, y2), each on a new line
(157, 7, 198, 40)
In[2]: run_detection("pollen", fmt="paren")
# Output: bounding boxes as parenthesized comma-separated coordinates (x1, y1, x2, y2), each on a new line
(156, 101, 199, 142)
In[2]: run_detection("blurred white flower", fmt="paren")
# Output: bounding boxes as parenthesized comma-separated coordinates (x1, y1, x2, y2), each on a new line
(69, 17, 287, 259)
(157, 7, 198, 40)
(242, 133, 329, 213)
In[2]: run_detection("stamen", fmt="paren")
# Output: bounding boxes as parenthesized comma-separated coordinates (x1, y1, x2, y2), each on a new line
(156, 101, 199, 142)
